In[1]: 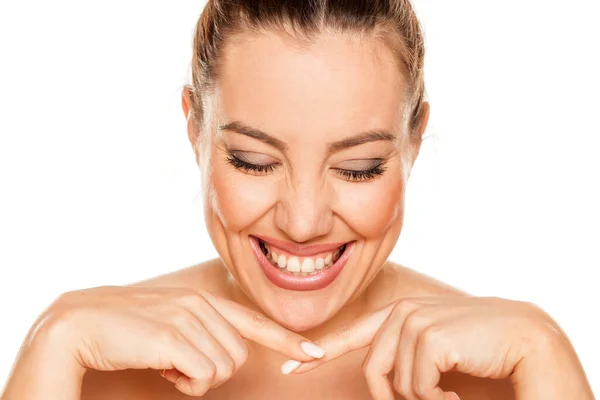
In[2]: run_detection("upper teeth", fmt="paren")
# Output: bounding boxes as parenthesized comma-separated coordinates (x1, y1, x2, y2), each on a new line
(301, 258, 315, 272)
(277, 254, 286, 268)
(265, 243, 340, 273)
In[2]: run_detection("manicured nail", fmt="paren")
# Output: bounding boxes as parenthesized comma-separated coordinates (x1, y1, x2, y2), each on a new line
(301, 341, 325, 358)
(450, 392, 461, 400)
(281, 359, 301, 375)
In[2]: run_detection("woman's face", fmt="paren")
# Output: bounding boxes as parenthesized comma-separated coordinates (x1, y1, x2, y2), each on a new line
(184, 30, 427, 332)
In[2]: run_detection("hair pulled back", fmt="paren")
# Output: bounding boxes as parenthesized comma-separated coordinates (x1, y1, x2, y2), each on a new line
(186, 0, 426, 139)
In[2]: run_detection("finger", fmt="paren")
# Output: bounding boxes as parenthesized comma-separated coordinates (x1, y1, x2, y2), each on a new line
(157, 331, 216, 397)
(362, 304, 408, 400)
(174, 313, 236, 388)
(394, 307, 430, 399)
(183, 295, 250, 369)
(293, 301, 398, 374)
(412, 326, 454, 400)
(200, 290, 322, 362)
(160, 368, 183, 384)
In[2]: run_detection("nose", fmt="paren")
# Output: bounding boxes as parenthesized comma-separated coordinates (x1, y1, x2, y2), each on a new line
(274, 176, 334, 243)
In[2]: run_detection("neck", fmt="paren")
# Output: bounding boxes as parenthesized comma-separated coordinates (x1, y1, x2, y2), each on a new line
(223, 263, 393, 338)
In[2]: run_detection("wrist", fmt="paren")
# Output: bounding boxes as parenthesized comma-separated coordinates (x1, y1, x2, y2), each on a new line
(511, 320, 594, 399)
(32, 309, 89, 378)
(1, 311, 87, 400)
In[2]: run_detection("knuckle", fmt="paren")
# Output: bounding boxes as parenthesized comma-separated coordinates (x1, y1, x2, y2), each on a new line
(420, 324, 442, 348)
(250, 312, 271, 329)
(404, 311, 428, 334)
(391, 375, 402, 393)
(182, 378, 208, 397)
(393, 298, 417, 314)
(169, 308, 194, 327)
(175, 290, 206, 309)
(414, 383, 431, 398)
(232, 342, 250, 367)
(392, 378, 408, 397)
(217, 354, 236, 377)
(391, 373, 411, 398)
(280, 331, 297, 347)
(174, 376, 191, 394)
(361, 357, 375, 376)
(333, 323, 352, 342)
(200, 361, 217, 382)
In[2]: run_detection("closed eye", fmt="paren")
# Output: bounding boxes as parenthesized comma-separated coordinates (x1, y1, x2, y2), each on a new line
(333, 159, 387, 182)
(225, 151, 280, 174)
(226, 151, 387, 182)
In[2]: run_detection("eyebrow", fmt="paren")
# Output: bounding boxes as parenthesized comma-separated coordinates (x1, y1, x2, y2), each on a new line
(218, 120, 397, 153)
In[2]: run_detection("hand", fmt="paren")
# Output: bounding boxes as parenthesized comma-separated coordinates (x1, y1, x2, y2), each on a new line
(40, 285, 324, 397)
(288, 296, 566, 400)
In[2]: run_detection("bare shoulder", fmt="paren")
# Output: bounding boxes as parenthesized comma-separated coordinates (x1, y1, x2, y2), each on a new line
(81, 259, 230, 400)
(367, 261, 469, 304)
(127, 257, 232, 296)
(384, 262, 515, 400)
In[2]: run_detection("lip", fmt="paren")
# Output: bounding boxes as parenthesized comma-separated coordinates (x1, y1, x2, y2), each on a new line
(252, 234, 347, 257)
(249, 236, 354, 291)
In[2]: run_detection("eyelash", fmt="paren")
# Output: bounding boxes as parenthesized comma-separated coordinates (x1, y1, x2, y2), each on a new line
(226, 155, 278, 174)
(226, 154, 386, 182)
(334, 166, 387, 181)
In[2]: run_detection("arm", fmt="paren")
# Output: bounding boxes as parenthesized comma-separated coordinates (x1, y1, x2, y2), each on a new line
(288, 297, 595, 400)
(2, 286, 323, 399)
(1, 313, 87, 400)
(511, 324, 595, 399)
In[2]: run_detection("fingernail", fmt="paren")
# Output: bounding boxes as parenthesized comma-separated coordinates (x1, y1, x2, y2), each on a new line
(301, 341, 325, 358)
(281, 359, 301, 375)
(450, 392, 461, 400)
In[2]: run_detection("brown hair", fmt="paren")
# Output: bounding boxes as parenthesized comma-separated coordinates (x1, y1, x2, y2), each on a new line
(185, 0, 426, 140)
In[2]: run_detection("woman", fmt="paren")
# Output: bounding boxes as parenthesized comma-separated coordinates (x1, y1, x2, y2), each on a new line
(1, 0, 595, 399)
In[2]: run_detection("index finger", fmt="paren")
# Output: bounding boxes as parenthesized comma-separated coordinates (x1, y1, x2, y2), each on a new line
(200, 290, 323, 362)
(293, 301, 398, 374)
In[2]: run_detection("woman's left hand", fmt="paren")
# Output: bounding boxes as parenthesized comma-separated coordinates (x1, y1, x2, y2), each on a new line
(287, 296, 592, 400)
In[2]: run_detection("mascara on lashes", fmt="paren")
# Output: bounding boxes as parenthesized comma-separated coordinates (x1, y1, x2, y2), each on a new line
(225, 151, 387, 181)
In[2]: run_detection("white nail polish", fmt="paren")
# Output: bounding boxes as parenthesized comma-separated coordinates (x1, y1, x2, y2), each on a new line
(281, 359, 301, 375)
(301, 341, 325, 358)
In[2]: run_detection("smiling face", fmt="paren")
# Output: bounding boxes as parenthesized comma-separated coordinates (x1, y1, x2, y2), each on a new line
(183, 29, 428, 332)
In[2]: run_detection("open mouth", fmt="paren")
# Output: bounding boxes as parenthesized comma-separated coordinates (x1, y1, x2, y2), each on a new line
(257, 238, 348, 276)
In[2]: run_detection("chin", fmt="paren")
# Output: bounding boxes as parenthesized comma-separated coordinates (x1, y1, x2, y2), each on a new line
(266, 288, 349, 332)
(234, 235, 361, 332)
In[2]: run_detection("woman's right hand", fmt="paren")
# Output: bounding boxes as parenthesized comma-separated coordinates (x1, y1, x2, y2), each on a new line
(39, 285, 323, 397)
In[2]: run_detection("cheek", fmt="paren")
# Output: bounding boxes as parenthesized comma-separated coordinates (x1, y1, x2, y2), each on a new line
(335, 174, 405, 238)
(208, 161, 278, 232)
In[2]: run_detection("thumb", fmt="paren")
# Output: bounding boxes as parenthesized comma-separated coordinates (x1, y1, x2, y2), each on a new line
(292, 301, 397, 374)
(445, 392, 460, 400)
(200, 290, 323, 362)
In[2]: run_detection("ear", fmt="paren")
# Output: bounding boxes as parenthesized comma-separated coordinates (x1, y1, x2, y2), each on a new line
(182, 86, 200, 159)
(415, 101, 430, 140)
(409, 101, 430, 165)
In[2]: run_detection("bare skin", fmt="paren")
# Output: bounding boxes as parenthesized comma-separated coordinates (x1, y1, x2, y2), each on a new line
(2, 29, 594, 400)
(80, 259, 515, 400)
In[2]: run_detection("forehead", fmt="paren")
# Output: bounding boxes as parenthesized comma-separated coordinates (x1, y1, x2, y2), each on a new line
(215, 30, 408, 142)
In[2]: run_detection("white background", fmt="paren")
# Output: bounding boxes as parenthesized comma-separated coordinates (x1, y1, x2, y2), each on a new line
(1, 0, 598, 394)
